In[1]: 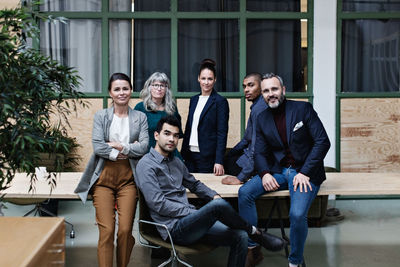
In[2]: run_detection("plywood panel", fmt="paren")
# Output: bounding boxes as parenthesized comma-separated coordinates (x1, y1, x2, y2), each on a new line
(341, 98, 400, 172)
(61, 99, 103, 171)
(176, 98, 190, 151)
(227, 98, 241, 148)
(0, 0, 19, 9)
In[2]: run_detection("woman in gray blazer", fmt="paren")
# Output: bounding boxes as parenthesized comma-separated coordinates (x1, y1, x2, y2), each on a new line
(75, 73, 148, 267)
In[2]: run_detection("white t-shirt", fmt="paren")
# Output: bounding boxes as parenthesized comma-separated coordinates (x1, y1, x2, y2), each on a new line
(189, 95, 209, 152)
(109, 114, 130, 160)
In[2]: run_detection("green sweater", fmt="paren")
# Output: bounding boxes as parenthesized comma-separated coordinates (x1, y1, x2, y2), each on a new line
(134, 102, 183, 159)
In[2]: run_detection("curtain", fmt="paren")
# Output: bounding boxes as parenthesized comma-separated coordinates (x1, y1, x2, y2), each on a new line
(247, 20, 303, 92)
(342, 0, 400, 12)
(133, 20, 171, 91)
(40, 0, 101, 11)
(178, 19, 239, 92)
(109, 20, 132, 79)
(342, 19, 400, 92)
(178, 0, 238, 11)
(40, 19, 102, 93)
(246, 0, 300, 12)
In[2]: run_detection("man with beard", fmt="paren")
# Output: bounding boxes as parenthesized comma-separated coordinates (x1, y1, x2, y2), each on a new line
(136, 115, 286, 267)
(238, 73, 330, 267)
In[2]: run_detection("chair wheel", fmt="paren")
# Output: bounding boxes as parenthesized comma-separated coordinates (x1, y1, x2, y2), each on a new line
(70, 229, 75, 238)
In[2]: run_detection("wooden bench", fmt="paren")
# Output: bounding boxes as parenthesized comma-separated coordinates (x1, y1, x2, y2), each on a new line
(4, 172, 400, 199)
(3, 172, 400, 247)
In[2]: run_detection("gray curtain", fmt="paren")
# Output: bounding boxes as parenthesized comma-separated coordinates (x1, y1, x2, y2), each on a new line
(246, 0, 300, 11)
(342, 0, 400, 12)
(178, 0, 238, 11)
(178, 19, 239, 92)
(342, 19, 400, 92)
(246, 20, 303, 92)
(40, 19, 102, 93)
(133, 20, 171, 91)
(109, 20, 132, 79)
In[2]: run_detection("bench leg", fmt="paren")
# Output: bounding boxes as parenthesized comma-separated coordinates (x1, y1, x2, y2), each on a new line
(276, 198, 290, 257)
(265, 197, 290, 257)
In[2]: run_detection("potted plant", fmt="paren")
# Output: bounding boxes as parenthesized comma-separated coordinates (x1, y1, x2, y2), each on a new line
(0, 2, 87, 194)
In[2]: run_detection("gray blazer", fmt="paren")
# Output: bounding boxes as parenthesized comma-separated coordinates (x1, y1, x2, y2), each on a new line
(74, 106, 149, 203)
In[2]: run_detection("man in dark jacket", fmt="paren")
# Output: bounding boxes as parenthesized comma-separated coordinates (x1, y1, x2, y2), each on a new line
(238, 73, 330, 267)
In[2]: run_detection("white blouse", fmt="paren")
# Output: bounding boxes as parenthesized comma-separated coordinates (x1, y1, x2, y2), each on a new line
(189, 95, 209, 152)
(109, 114, 130, 160)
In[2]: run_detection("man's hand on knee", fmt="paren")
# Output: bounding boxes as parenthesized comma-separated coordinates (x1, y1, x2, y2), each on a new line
(293, 173, 312, 192)
(221, 175, 243, 185)
(262, 173, 279, 191)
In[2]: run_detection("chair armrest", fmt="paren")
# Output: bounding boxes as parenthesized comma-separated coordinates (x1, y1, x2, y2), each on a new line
(138, 219, 179, 257)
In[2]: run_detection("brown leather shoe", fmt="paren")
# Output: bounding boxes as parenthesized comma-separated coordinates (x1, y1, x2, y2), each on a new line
(245, 246, 264, 267)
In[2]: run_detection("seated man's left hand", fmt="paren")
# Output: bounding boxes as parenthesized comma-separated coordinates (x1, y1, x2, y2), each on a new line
(293, 173, 312, 193)
(221, 176, 242, 185)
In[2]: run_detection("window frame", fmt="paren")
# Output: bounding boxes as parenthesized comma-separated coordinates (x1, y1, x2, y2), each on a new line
(38, 0, 314, 135)
(336, 0, 400, 169)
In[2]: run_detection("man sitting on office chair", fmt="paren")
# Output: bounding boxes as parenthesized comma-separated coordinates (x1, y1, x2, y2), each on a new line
(136, 115, 286, 267)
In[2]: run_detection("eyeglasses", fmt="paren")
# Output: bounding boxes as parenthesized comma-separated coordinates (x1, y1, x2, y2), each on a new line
(151, 83, 167, 90)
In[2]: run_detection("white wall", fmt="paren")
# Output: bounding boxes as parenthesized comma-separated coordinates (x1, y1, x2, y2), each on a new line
(313, 0, 337, 168)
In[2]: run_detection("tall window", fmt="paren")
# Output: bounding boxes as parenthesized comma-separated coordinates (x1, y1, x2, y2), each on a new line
(340, 0, 400, 92)
(39, 0, 311, 95)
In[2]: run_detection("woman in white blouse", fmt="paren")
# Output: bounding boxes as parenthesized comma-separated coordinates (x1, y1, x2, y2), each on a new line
(75, 73, 148, 267)
(181, 59, 229, 175)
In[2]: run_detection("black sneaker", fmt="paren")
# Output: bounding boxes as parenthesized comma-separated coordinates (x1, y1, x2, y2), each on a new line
(249, 229, 286, 252)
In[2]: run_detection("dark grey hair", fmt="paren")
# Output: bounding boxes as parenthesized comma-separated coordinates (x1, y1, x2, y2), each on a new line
(261, 73, 285, 88)
(140, 72, 176, 115)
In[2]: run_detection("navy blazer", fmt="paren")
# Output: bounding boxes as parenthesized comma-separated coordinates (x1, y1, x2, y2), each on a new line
(182, 89, 229, 165)
(254, 100, 330, 186)
(232, 95, 267, 181)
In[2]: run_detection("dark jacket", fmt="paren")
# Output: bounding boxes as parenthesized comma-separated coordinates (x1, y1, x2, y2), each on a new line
(182, 89, 229, 165)
(254, 100, 330, 186)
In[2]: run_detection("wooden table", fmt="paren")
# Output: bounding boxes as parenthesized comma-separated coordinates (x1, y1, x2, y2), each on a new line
(3, 172, 400, 199)
(0, 217, 65, 267)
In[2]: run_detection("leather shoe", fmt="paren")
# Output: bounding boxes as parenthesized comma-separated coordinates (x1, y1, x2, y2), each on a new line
(245, 246, 264, 267)
(249, 229, 287, 252)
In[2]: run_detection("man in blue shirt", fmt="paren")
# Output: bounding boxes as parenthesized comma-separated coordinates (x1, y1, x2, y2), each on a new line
(136, 115, 286, 267)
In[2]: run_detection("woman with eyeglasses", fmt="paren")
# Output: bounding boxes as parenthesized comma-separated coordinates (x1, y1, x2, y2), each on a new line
(181, 59, 229, 175)
(134, 72, 183, 158)
(75, 73, 148, 267)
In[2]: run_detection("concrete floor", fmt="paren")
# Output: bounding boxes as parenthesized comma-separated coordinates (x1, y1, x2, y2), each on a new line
(2, 198, 400, 267)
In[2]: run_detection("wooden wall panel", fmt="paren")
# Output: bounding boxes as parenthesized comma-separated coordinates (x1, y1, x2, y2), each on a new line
(341, 98, 400, 172)
(61, 99, 103, 171)
(0, 0, 19, 9)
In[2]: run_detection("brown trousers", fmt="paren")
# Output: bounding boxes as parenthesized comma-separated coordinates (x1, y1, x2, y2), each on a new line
(92, 159, 137, 267)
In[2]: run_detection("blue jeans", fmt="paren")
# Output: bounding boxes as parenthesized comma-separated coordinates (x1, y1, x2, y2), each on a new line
(238, 167, 320, 265)
(170, 198, 250, 267)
